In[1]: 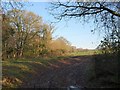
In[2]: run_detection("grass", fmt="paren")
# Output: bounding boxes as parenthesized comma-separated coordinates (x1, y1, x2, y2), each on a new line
(2, 50, 98, 88)
(69, 49, 99, 56)
(2, 56, 66, 88)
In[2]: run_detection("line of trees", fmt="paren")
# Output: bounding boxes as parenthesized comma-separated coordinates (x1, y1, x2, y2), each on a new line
(2, 9, 76, 60)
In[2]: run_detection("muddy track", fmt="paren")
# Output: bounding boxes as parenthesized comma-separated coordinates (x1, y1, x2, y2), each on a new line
(20, 55, 95, 88)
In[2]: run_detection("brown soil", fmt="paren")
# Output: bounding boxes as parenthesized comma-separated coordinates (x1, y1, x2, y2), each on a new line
(20, 55, 95, 88)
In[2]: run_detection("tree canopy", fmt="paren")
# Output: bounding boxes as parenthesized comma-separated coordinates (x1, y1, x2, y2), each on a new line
(2, 8, 75, 59)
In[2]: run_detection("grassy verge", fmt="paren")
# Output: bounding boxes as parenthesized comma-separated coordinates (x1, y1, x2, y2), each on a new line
(2, 56, 67, 88)
(2, 50, 98, 88)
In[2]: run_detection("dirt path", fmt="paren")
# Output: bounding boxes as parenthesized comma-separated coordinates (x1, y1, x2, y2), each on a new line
(21, 55, 95, 88)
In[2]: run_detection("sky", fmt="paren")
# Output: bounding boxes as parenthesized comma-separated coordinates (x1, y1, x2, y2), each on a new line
(23, 2, 104, 49)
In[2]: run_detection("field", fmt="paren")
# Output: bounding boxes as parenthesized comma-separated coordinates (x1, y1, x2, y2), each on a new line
(69, 50, 100, 56)
(2, 50, 119, 88)
(2, 50, 96, 88)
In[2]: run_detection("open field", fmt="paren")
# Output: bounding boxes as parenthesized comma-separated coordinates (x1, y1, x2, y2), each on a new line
(69, 50, 100, 56)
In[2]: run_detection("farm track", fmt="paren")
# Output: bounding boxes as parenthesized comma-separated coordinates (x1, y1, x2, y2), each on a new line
(20, 55, 95, 88)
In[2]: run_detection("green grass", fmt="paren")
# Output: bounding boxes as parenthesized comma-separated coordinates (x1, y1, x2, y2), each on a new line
(2, 56, 66, 88)
(68, 50, 100, 56)
(2, 50, 101, 88)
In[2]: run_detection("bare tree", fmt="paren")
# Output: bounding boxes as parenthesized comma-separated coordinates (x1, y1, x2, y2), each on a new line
(49, 1, 120, 52)
(1, 0, 24, 14)
(49, 1, 120, 31)
(49, 1, 120, 85)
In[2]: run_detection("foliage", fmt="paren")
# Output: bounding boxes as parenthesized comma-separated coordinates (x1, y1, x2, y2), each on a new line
(2, 8, 76, 59)
(97, 30, 120, 54)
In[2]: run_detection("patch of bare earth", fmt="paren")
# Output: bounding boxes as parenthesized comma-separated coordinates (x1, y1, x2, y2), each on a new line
(20, 55, 95, 88)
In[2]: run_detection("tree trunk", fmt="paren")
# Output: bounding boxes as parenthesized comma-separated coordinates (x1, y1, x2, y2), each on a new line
(20, 48, 23, 57)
